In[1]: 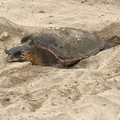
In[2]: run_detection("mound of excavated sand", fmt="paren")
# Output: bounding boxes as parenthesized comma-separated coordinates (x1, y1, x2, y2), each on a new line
(0, 16, 120, 120)
(97, 22, 120, 46)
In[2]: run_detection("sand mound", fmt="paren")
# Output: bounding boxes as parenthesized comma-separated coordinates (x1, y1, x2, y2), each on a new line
(0, 17, 120, 120)
(97, 22, 120, 47)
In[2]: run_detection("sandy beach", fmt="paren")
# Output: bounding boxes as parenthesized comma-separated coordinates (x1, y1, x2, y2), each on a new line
(0, 0, 120, 120)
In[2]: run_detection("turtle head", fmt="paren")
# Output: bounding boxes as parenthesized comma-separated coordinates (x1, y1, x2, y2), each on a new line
(5, 44, 33, 62)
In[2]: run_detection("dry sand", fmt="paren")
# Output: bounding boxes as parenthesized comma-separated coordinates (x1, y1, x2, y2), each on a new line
(0, 0, 120, 120)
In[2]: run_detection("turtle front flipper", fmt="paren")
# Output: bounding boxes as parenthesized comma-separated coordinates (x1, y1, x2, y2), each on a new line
(34, 45, 84, 67)
(58, 58, 84, 67)
(33, 45, 60, 66)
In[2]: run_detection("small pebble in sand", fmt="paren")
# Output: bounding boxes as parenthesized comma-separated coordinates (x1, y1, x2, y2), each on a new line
(48, 22, 53, 24)
(38, 10, 46, 13)
(49, 15, 54, 18)
(0, 31, 9, 41)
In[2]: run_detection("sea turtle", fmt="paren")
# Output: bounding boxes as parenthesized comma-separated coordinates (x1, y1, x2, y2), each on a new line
(5, 27, 108, 67)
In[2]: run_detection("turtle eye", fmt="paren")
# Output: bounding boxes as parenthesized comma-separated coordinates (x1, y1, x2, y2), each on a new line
(14, 51, 21, 58)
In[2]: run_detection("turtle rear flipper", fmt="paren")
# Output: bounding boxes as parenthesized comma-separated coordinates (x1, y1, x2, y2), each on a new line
(100, 43, 111, 51)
